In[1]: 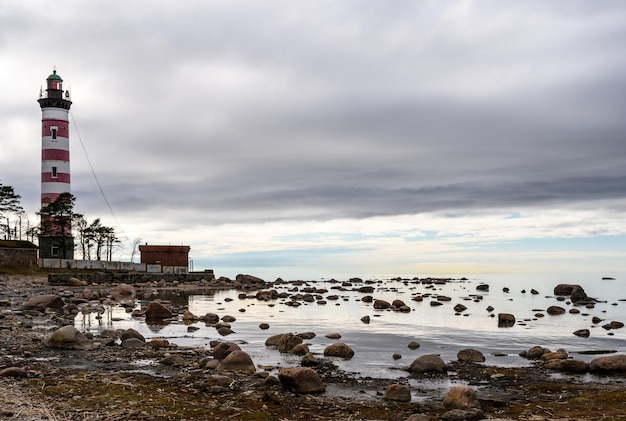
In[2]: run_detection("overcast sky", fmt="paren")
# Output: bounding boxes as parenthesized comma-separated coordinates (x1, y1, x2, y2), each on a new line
(2, 1, 626, 279)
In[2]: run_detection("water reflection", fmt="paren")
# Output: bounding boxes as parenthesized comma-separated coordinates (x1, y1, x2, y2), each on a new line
(74, 275, 626, 379)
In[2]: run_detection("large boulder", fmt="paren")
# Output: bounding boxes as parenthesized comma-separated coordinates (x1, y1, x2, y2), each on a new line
(442, 385, 480, 409)
(323, 342, 355, 359)
(47, 326, 93, 350)
(277, 367, 325, 394)
(589, 354, 626, 373)
(216, 350, 256, 374)
(408, 354, 447, 374)
(22, 295, 64, 312)
(144, 301, 173, 318)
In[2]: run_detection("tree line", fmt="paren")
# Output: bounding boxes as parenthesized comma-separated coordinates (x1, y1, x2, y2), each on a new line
(0, 180, 119, 261)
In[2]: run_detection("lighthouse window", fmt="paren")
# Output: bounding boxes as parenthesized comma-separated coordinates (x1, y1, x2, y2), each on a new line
(52, 167, 58, 178)
(51, 127, 58, 140)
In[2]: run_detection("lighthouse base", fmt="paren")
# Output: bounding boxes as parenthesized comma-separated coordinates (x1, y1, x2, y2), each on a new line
(38, 235, 75, 260)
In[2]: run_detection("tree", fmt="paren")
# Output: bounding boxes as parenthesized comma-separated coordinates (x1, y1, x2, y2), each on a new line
(130, 236, 144, 263)
(38, 192, 81, 258)
(0, 181, 24, 240)
(0, 181, 23, 216)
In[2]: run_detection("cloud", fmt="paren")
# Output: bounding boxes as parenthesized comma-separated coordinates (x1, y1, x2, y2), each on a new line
(2, 1, 626, 275)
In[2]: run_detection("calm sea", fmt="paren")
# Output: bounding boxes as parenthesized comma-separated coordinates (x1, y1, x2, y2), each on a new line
(76, 273, 626, 380)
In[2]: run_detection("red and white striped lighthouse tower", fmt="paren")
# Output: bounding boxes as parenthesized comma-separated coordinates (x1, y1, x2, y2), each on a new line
(37, 69, 74, 259)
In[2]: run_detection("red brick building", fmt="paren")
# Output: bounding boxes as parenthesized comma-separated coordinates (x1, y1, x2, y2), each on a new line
(139, 245, 190, 268)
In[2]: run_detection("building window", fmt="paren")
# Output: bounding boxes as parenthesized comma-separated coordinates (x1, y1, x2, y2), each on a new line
(52, 167, 58, 178)
(51, 244, 60, 257)
(51, 127, 58, 140)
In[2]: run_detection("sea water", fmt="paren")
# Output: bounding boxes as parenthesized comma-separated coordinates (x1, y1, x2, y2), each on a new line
(76, 274, 626, 380)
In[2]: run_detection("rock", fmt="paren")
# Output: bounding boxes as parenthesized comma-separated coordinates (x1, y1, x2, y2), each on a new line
(373, 299, 391, 309)
(183, 310, 198, 321)
(408, 354, 447, 374)
(325, 332, 341, 339)
(217, 326, 234, 336)
(570, 285, 589, 303)
(149, 338, 170, 348)
(222, 315, 236, 323)
(383, 383, 411, 402)
(406, 415, 431, 421)
(216, 350, 256, 374)
(291, 343, 309, 355)
(476, 284, 489, 291)
(523, 346, 550, 359)
(440, 408, 484, 421)
(265, 333, 285, 347)
(277, 367, 325, 394)
(361, 315, 370, 324)
(453, 304, 467, 313)
(120, 328, 145, 342)
(544, 359, 588, 373)
(407, 341, 421, 350)
(541, 348, 568, 360)
(122, 338, 145, 348)
(259, 323, 270, 330)
(110, 283, 136, 300)
(442, 385, 480, 409)
(47, 325, 93, 350)
(144, 301, 173, 319)
(554, 284, 579, 295)
(497, 313, 515, 327)
(206, 374, 234, 388)
(589, 354, 626, 373)
(324, 342, 355, 359)
(301, 352, 319, 367)
(68, 277, 87, 286)
(202, 313, 220, 324)
(392, 353, 402, 360)
(457, 348, 485, 363)
(213, 342, 241, 361)
(277, 333, 303, 353)
(573, 329, 590, 337)
(547, 306, 566, 315)
(22, 295, 64, 312)
(235, 274, 266, 287)
(296, 332, 316, 340)
(0, 367, 28, 378)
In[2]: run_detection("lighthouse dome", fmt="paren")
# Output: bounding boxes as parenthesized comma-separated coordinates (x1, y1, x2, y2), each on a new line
(47, 70, 63, 81)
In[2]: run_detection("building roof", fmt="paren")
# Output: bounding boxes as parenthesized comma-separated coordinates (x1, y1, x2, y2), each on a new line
(0, 240, 39, 249)
(47, 70, 63, 81)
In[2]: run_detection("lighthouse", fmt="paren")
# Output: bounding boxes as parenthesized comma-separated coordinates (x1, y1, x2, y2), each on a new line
(37, 69, 74, 259)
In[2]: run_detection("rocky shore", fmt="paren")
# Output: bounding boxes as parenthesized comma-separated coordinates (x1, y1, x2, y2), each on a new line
(1, 273, 626, 420)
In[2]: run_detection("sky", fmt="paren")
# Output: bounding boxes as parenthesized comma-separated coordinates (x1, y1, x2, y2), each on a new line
(2, 1, 626, 280)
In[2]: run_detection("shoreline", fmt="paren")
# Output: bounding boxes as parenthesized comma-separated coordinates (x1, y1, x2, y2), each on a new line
(1, 274, 626, 420)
